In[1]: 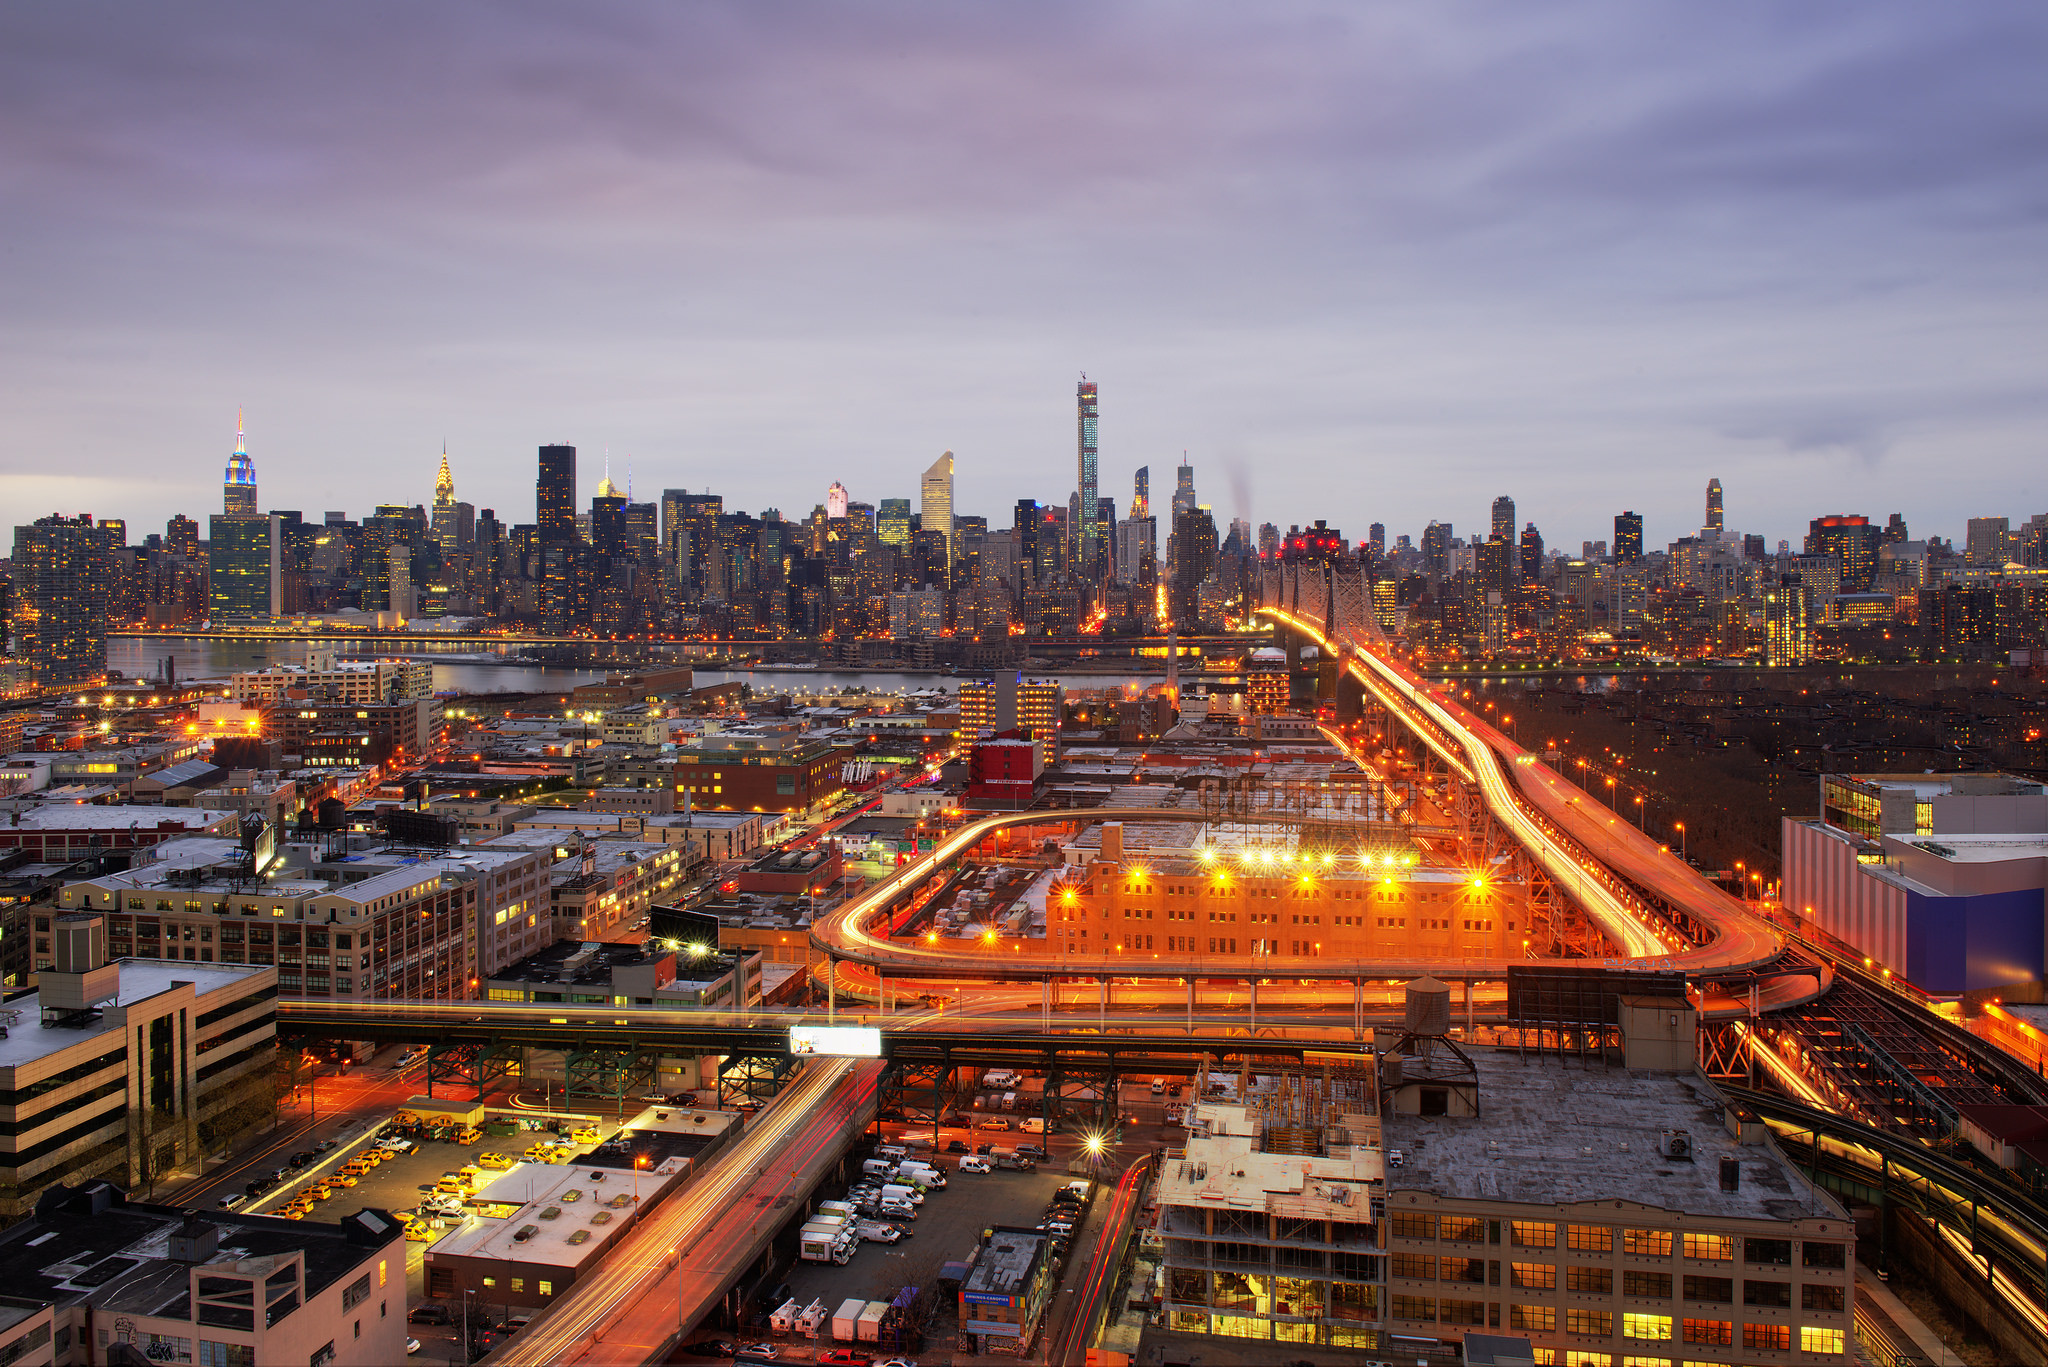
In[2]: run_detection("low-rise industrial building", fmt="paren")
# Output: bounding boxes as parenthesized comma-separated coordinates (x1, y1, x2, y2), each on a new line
(1380, 1051, 1853, 1366)
(425, 1106, 736, 1309)
(58, 831, 554, 991)
(960, 1226, 1057, 1357)
(1784, 772, 2048, 992)
(0, 804, 238, 863)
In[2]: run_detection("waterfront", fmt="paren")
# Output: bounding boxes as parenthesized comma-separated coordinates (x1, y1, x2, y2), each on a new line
(104, 637, 1161, 698)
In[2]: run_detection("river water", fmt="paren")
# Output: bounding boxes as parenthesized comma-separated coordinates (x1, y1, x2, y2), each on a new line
(105, 636, 1160, 699)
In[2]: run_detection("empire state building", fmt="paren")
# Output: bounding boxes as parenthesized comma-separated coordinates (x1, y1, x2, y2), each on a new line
(223, 409, 258, 515)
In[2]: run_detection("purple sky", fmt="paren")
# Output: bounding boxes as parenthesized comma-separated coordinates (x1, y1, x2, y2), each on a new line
(4, 2, 2044, 551)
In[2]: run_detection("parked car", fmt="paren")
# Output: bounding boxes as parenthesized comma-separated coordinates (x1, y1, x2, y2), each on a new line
(944, 1140, 970, 1154)
(408, 1304, 454, 1325)
(1016, 1144, 1049, 1160)
(216, 1193, 246, 1210)
(978, 1117, 1012, 1131)
(957, 1156, 992, 1174)
(817, 1352, 873, 1367)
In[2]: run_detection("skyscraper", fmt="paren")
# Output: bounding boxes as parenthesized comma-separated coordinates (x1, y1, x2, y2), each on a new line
(1808, 515, 1880, 592)
(1519, 522, 1544, 584)
(1705, 477, 1724, 534)
(1076, 379, 1099, 577)
(1490, 495, 1515, 544)
(223, 410, 257, 516)
(826, 482, 850, 521)
(431, 447, 460, 553)
(877, 498, 911, 547)
(1422, 521, 1451, 578)
(537, 444, 577, 545)
(921, 451, 954, 581)
(10, 514, 114, 686)
(1172, 460, 1197, 516)
(1132, 466, 1149, 519)
(1614, 511, 1644, 563)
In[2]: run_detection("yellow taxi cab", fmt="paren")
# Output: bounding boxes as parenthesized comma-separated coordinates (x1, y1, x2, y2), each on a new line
(310, 1185, 334, 1201)
(541, 1146, 572, 1165)
(284, 1207, 307, 1220)
(405, 1223, 433, 1242)
(329, 1173, 358, 1188)
(453, 1126, 482, 1145)
(570, 1126, 599, 1145)
(476, 1153, 513, 1170)
(393, 1111, 419, 1126)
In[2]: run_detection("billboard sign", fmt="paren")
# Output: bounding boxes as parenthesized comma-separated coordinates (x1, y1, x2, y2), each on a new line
(789, 1026, 882, 1057)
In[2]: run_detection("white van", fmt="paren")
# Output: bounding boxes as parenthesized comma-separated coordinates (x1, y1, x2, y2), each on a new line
(1020, 1117, 1046, 1134)
(958, 1155, 993, 1174)
(879, 1182, 924, 1205)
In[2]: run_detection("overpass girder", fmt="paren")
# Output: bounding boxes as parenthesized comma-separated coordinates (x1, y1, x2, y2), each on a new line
(564, 1047, 658, 1102)
(720, 1053, 797, 1108)
(425, 1041, 517, 1100)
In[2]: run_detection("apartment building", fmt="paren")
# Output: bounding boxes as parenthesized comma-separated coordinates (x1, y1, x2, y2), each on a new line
(0, 915, 276, 1222)
(231, 655, 432, 704)
(0, 1189, 406, 1367)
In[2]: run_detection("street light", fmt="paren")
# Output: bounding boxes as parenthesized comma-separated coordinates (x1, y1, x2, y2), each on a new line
(1674, 822, 1686, 863)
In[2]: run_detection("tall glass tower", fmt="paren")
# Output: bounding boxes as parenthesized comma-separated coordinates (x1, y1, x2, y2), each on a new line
(921, 451, 954, 582)
(537, 444, 577, 544)
(1076, 378, 1099, 576)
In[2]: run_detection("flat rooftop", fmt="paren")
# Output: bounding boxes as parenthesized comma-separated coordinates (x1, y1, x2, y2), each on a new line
(1388, 1051, 1844, 1223)
(0, 1186, 389, 1316)
(0, 805, 233, 831)
(1889, 833, 2048, 864)
(0, 959, 270, 1072)
(963, 1227, 1046, 1299)
(438, 1160, 687, 1267)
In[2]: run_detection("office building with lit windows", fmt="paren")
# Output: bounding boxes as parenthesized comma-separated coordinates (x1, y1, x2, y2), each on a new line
(1380, 1051, 1853, 1367)
(208, 513, 279, 623)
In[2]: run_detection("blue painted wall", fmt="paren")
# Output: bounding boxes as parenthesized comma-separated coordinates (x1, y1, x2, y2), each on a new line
(1904, 887, 2045, 993)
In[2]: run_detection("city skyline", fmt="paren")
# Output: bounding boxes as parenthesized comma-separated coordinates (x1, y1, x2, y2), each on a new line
(4, 5, 2044, 543)
(38, 408, 2032, 560)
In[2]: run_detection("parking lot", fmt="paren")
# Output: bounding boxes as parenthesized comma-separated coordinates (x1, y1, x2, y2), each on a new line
(673, 1124, 1111, 1364)
(239, 1105, 619, 1360)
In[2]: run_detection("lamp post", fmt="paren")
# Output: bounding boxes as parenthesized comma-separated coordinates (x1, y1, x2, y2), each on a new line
(1675, 822, 1686, 864)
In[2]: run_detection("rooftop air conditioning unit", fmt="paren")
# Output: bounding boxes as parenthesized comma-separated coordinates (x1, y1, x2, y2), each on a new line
(1659, 1129, 1693, 1161)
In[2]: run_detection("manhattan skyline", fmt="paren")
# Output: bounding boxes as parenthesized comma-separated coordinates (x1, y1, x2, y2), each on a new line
(4, 4, 2045, 542)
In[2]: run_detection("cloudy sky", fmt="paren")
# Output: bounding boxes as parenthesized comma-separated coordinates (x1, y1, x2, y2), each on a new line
(4, 2, 2043, 551)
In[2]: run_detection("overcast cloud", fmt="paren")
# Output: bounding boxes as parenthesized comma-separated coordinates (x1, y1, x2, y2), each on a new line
(2, 1, 2043, 549)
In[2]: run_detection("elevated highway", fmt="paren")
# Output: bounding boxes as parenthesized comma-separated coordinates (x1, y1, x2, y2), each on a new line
(277, 999, 1376, 1071)
(1261, 606, 1785, 972)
